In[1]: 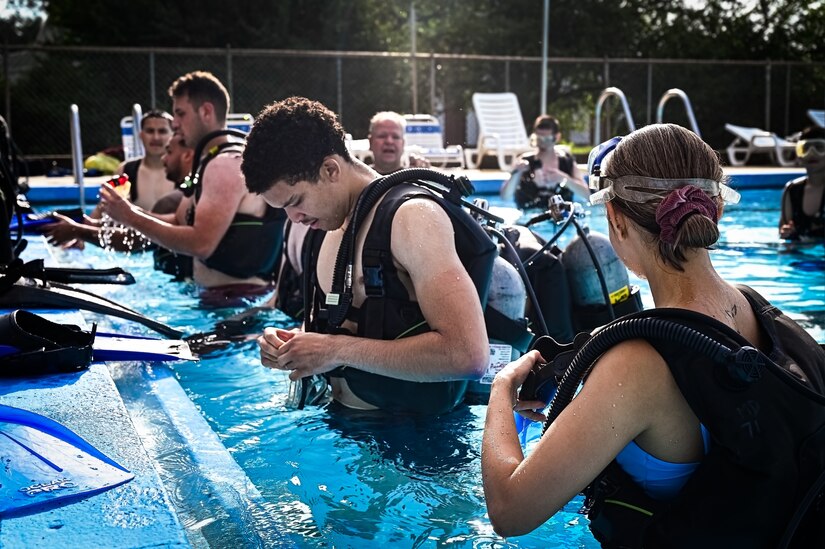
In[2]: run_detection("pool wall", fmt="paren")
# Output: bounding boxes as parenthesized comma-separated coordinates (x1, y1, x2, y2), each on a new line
(22, 166, 806, 203)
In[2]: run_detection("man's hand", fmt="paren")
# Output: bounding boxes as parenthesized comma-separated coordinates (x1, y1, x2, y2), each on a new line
(42, 213, 86, 249)
(259, 328, 340, 380)
(98, 183, 135, 224)
(779, 221, 797, 240)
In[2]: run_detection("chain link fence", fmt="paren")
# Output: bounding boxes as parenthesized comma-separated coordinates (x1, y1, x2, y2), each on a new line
(3, 44, 824, 174)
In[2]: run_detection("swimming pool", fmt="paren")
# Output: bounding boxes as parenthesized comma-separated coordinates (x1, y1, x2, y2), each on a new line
(43, 186, 823, 548)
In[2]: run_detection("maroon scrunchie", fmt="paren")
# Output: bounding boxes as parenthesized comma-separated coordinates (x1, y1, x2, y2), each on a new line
(655, 185, 718, 244)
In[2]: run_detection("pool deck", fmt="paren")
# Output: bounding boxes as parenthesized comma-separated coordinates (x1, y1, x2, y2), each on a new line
(21, 165, 806, 204)
(0, 240, 294, 548)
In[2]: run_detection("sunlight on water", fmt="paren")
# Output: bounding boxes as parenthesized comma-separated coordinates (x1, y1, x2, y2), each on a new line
(41, 187, 822, 547)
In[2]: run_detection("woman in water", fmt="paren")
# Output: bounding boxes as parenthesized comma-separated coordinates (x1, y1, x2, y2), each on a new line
(482, 123, 825, 547)
(499, 115, 589, 208)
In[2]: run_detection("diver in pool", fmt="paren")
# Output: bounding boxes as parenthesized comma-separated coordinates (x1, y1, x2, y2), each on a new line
(241, 97, 489, 415)
(100, 71, 286, 298)
(482, 124, 825, 547)
(779, 125, 825, 242)
(43, 110, 176, 250)
(499, 115, 589, 208)
(367, 111, 430, 175)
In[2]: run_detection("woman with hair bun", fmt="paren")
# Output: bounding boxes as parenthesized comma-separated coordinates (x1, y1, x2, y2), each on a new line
(482, 124, 825, 547)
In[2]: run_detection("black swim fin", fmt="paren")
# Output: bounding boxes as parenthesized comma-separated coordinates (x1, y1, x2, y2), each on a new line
(0, 278, 182, 339)
(0, 309, 95, 376)
(184, 305, 268, 355)
(0, 311, 195, 373)
(1, 258, 135, 285)
(0, 404, 134, 516)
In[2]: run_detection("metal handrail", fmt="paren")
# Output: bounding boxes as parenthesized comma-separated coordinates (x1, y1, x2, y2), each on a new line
(656, 88, 701, 137)
(69, 104, 84, 210)
(594, 87, 636, 144)
(131, 103, 144, 158)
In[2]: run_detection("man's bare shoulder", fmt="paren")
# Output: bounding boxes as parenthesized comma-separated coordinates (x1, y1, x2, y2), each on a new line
(201, 152, 245, 190)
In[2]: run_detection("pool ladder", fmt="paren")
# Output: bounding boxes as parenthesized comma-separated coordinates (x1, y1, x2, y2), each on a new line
(594, 87, 701, 143)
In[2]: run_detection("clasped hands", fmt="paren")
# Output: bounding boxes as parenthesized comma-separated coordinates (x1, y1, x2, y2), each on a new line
(258, 327, 339, 381)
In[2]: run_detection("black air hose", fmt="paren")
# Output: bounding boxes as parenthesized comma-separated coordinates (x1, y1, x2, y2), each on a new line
(487, 225, 549, 337)
(542, 317, 734, 434)
(327, 168, 485, 328)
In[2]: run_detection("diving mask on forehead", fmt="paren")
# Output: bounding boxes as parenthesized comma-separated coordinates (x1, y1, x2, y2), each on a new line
(589, 175, 741, 205)
(586, 136, 741, 206)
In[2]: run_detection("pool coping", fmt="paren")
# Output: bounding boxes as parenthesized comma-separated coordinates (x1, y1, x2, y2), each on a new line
(0, 239, 295, 548)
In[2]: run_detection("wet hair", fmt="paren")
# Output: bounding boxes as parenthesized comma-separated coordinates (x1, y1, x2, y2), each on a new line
(242, 96, 352, 194)
(799, 126, 825, 141)
(533, 115, 560, 134)
(167, 71, 230, 124)
(369, 111, 406, 135)
(604, 123, 724, 271)
(140, 109, 173, 130)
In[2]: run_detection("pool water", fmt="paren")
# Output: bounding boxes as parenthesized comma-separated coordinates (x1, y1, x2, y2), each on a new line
(44, 187, 823, 548)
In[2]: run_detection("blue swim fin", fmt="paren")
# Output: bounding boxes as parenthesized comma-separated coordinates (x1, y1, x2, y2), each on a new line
(0, 404, 134, 516)
(92, 332, 197, 362)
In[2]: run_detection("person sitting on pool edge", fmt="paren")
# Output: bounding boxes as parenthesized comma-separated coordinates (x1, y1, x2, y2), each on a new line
(241, 97, 490, 415)
(482, 124, 825, 546)
(779, 125, 825, 241)
(368, 111, 431, 175)
(499, 115, 589, 209)
(99, 71, 286, 303)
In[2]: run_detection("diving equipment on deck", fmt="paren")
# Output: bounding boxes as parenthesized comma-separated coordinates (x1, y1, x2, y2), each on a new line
(0, 277, 183, 339)
(0, 403, 134, 516)
(0, 310, 195, 375)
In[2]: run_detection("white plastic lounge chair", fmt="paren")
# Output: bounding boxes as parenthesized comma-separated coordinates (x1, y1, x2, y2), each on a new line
(464, 92, 533, 170)
(403, 114, 465, 168)
(345, 133, 372, 163)
(807, 110, 825, 128)
(724, 123, 797, 167)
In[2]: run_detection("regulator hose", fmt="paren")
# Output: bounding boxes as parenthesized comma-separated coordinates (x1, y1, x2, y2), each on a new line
(327, 168, 497, 328)
(542, 317, 739, 435)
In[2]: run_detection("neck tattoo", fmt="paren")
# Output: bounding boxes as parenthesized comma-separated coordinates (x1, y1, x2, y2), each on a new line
(724, 303, 739, 332)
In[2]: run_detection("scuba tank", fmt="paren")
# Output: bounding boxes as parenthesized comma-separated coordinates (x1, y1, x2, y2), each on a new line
(465, 255, 527, 404)
(561, 227, 642, 332)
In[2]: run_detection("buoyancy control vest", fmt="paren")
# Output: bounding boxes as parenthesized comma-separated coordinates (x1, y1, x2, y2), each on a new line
(273, 220, 306, 320)
(305, 179, 499, 415)
(514, 150, 576, 210)
(783, 176, 825, 240)
(161, 130, 287, 281)
(524, 285, 825, 548)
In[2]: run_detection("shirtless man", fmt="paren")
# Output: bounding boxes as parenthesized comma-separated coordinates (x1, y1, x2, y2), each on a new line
(44, 110, 175, 249)
(118, 110, 177, 210)
(100, 71, 284, 292)
(242, 97, 488, 414)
